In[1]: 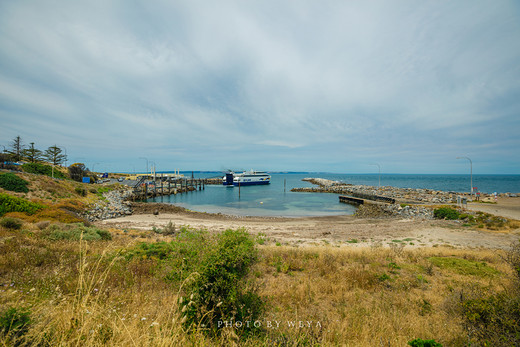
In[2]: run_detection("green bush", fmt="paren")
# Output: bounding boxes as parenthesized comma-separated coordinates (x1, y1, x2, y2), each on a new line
(42, 223, 112, 241)
(0, 306, 31, 342)
(461, 294, 520, 345)
(22, 162, 67, 179)
(0, 173, 29, 193)
(181, 228, 262, 336)
(408, 338, 442, 347)
(433, 207, 460, 220)
(74, 187, 87, 196)
(0, 217, 23, 230)
(0, 193, 44, 216)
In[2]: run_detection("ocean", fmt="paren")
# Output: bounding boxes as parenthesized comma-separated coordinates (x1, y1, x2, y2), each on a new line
(147, 173, 520, 217)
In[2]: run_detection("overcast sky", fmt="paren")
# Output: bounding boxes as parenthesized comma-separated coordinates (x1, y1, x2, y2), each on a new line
(1, 1, 519, 174)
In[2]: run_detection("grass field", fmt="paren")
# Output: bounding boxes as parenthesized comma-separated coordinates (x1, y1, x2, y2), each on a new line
(1, 222, 518, 346)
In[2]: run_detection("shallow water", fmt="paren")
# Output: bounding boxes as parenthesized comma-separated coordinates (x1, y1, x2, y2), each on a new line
(147, 173, 520, 217)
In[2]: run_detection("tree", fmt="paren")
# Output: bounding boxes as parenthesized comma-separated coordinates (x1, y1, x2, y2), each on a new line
(6, 136, 24, 162)
(68, 163, 88, 182)
(22, 142, 43, 163)
(43, 145, 67, 166)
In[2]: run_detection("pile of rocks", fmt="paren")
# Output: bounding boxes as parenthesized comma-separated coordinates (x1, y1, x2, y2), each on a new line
(298, 178, 456, 204)
(354, 203, 434, 220)
(384, 204, 434, 219)
(84, 188, 134, 221)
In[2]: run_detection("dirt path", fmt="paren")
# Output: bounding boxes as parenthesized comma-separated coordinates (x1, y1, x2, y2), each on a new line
(465, 197, 520, 220)
(100, 210, 519, 250)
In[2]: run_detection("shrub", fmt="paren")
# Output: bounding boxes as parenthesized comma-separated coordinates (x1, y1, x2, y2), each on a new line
(74, 187, 87, 196)
(0, 173, 29, 193)
(42, 223, 112, 241)
(0, 193, 44, 216)
(22, 162, 67, 179)
(181, 228, 262, 336)
(0, 217, 23, 230)
(461, 293, 520, 345)
(433, 207, 460, 220)
(407, 338, 442, 347)
(0, 306, 31, 342)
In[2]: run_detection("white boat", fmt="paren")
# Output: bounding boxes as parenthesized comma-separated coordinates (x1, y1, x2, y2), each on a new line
(233, 170, 270, 186)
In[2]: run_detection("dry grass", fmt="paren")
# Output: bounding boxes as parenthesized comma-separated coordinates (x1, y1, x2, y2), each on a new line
(0, 223, 515, 346)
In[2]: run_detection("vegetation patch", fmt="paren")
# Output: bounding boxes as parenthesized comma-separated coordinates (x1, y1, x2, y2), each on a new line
(0, 217, 23, 230)
(0, 173, 29, 193)
(0, 306, 31, 344)
(124, 227, 262, 337)
(42, 223, 111, 241)
(0, 193, 44, 216)
(433, 206, 459, 220)
(22, 162, 67, 179)
(428, 256, 499, 277)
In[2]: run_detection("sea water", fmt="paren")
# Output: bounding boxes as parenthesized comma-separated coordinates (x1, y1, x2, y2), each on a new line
(147, 173, 520, 217)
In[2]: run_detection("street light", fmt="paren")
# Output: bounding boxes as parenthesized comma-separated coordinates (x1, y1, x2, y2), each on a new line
(457, 156, 473, 200)
(139, 157, 149, 175)
(370, 163, 381, 190)
(150, 161, 157, 181)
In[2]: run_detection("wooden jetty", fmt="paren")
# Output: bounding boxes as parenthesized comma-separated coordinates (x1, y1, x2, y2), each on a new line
(130, 175, 208, 200)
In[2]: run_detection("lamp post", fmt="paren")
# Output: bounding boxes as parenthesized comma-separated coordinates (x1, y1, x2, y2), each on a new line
(150, 161, 157, 181)
(457, 156, 473, 200)
(139, 157, 149, 175)
(92, 162, 100, 174)
(370, 163, 381, 190)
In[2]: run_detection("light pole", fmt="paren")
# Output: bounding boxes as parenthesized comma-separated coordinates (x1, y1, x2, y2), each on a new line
(457, 156, 473, 200)
(370, 163, 381, 190)
(150, 161, 157, 181)
(139, 157, 149, 175)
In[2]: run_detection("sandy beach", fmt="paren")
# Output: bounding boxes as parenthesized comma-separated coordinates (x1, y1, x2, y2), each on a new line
(99, 197, 520, 250)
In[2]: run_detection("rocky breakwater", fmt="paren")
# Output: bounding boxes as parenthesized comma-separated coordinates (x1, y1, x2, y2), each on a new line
(294, 178, 457, 204)
(84, 188, 134, 221)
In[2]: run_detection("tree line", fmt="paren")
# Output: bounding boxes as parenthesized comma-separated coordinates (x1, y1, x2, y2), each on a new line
(2, 136, 67, 166)
(1, 136, 92, 182)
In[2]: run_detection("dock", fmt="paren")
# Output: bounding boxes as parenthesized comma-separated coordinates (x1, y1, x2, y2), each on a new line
(130, 176, 209, 200)
(339, 193, 396, 206)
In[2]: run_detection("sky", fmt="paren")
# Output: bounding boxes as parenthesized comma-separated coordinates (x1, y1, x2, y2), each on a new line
(1, 1, 519, 174)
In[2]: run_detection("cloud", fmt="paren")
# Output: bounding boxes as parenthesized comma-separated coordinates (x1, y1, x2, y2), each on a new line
(0, 1, 519, 173)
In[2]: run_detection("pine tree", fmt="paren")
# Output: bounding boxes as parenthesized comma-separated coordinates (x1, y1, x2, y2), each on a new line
(6, 136, 24, 162)
(22, 142, 43, 163)
(43, 145, 67, 166)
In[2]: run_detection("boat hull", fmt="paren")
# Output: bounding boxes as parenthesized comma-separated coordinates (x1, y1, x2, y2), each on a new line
(233, 180, 270, 186)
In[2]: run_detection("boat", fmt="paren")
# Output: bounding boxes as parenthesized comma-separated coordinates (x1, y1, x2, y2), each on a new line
(222, 171, 237, 186)
(233, 170, 270, 186)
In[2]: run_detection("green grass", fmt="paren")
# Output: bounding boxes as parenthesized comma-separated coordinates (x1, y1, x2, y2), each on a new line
(0, 193, 45, 216)
(428, 257, 500, 277)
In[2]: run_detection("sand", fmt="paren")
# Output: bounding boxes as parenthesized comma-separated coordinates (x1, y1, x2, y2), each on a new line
(98, 198, 520, 250)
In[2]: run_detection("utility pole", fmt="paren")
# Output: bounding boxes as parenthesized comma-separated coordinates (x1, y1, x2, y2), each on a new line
(457, 156, 473, 200)
(370, 163, 381, 190)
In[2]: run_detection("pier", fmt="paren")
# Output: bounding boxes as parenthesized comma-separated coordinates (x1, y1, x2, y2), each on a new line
(130, 175, 209, 200)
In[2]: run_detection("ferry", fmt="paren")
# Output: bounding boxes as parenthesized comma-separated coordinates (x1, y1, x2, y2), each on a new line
(222, 170, 271, 186)
(233, 170, 271, 186)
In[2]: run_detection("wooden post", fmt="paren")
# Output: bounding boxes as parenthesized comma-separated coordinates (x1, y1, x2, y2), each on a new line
(239, 180, 241, 199)
(284, 179, 286, 192)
